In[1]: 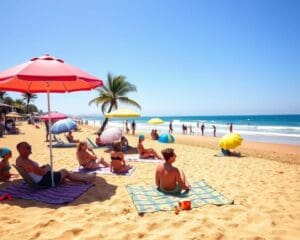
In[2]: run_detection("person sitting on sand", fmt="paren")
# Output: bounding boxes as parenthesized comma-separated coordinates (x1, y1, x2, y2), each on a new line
(0, 147, 12, 181)
(137, 135, 162, 159)
(77, 141, 110, 169)
(95, 133, 106, 147)
(220, 148, 241, 157)
(110, 142, 133, 174)
(156, 148, 191, 195)
(16, 141, 95, 187)
(120, 136, 130, 152)
(66, 131, 80, 143)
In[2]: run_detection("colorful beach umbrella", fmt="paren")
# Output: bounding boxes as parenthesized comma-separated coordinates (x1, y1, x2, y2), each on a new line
(100, 127, 123, 144)
(40, 112, 68, 121)
(50, 118, 77, 134)
(105, 109, 140, 118)
(219, 133, 243, 150)
(0, 54, 103, 187)
(148, 118, 164, 125)
(158, 133, 175, 143)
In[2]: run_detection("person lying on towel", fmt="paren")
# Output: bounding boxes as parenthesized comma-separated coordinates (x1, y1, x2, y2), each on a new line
(77, 141, 110, 169)
(137, 135, 162, 159)
(16, 141, 95, 187)
(155, 148, 191, 195)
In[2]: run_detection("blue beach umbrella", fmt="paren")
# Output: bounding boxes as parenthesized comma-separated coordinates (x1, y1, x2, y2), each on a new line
(51, 118, 77, 134)
(158, 133, 175, 143)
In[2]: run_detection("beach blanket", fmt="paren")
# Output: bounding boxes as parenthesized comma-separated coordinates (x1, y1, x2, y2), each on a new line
(125, 154, 163, 163)
(74, 166, 135, 176)
(0, 182, 93, 204)
(126, 180, 234, 213)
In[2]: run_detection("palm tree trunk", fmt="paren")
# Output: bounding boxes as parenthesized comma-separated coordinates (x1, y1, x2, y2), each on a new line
(98, 103, 114, 135)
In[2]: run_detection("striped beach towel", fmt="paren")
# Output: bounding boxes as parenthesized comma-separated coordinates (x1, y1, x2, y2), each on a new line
(0, 182, 94, 204)
(74, 166, 135, 176)
(126, 180, 234, 213)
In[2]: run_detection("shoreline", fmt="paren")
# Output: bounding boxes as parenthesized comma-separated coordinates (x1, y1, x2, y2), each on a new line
(83, 124, 300, 165)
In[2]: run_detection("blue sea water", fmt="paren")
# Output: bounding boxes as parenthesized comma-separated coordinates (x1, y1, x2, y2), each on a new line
(81, 114, 300, 145)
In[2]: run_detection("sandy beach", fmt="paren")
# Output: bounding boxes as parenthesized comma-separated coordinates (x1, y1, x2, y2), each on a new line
(0, 123, 299, 240)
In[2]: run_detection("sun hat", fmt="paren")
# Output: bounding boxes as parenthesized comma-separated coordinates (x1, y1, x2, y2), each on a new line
(138, 135, 145, 140)
(0, 147, 11, 157)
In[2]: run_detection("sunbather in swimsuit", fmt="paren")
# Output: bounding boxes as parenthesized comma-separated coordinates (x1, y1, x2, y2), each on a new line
(110, 142, 132, 173)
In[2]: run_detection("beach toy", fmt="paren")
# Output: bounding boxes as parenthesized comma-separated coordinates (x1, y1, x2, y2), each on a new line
(100, 127, 123, 144)
(158, 133, 175, 143)
(178, 200, 191, 210)
(148, 118, 164, 125)
(219, 133, 243, 150)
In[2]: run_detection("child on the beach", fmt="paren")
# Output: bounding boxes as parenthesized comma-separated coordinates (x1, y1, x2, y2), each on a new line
(155, 148, 191, 195)
(110, 142, 132, 173)
(137, 135, 162, 159)
(0, 147, 12, 181)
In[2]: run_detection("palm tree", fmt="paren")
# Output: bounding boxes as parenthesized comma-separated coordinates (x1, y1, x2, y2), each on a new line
(22, 92, 38, 113)
(13, 99, 26, 113)
(89, 73, 141, 134)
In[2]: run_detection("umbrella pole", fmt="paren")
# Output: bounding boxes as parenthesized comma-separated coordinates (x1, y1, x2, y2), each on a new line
(47, 88, 55, 187)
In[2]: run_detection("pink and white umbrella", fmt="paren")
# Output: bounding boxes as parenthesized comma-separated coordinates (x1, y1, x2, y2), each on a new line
(100, 127, 123, 144)
(40, 112, 68, 121)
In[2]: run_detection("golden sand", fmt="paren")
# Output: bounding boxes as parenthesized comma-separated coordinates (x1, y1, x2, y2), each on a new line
(0, 123, 299, 240)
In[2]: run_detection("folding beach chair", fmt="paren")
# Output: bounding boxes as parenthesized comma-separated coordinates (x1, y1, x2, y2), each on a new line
(13, 164, 47, 189)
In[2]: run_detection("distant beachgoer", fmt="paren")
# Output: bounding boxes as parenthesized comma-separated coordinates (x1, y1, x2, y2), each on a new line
(182, 124, 185, 134)
(77, 141, 110, 169)
(120, 136, 131, 152)
(137, 135, 162, 159)
(197, 122, 200, 128)
(110, 142, 132, 173)
(45, 121, 49, 142)
(16, 141, 95, 187)
(125, 120, 130, 134)
(131, 120, 136, 135)
(155, 148, 191, 195)
(229, 123, 233, 133)
(212, 125, 216, 137)
(201, 124, 205, 136)
(0, 147, 12, 181)
(189, 125, 194, 135)
(169, 121, 173, 134)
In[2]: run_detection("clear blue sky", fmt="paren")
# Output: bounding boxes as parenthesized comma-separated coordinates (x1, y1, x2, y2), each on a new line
(0, 0, 299, 116)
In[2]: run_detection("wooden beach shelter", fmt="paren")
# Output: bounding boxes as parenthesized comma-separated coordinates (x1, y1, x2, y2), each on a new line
(105, 108, 141, 132)
(0, 54, 103, 186)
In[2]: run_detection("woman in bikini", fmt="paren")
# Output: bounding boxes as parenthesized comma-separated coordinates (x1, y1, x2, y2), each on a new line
(76, 141, 110, 169)
(110, 142, 132, 173)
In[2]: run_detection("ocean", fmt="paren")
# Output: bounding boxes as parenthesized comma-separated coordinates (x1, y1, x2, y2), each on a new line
(81, 114, 300, 145)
